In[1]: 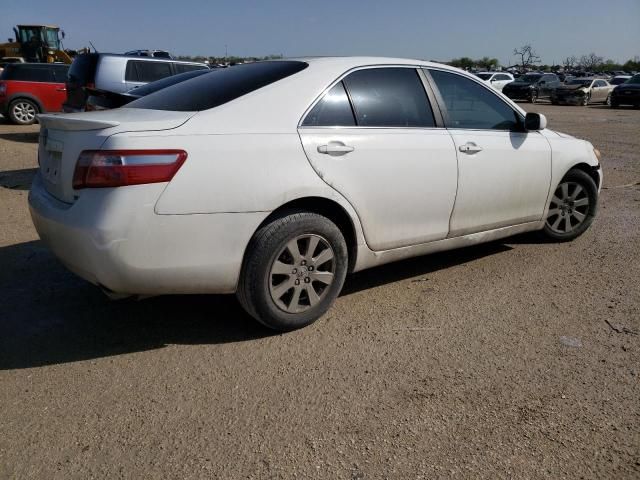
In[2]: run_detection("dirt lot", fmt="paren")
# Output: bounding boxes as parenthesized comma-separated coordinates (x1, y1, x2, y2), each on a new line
(0, 104, 639, 479)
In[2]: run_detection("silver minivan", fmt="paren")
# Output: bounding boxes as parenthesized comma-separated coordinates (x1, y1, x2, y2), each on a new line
(63, 53, 208, 112)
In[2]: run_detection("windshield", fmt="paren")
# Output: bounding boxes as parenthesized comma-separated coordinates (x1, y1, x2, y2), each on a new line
(567, 79, 592, 86)
(125, 61, 308, 111)
(520, 74, 542, 82)
(626, 75, 640, 85)
(43, 28, 60, 49)
(476, 73, 493, 80)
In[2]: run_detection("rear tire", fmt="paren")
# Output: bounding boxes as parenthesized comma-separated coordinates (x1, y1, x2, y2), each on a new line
(8, 99, 39, 125)
(542, 169, 598, 242)
(237, 211, 348, 331)
(530, 91, 538, 103)
(605, 93, 611, 106)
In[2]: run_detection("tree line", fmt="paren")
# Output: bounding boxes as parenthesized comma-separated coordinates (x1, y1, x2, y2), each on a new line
(449, 44, 639, 72)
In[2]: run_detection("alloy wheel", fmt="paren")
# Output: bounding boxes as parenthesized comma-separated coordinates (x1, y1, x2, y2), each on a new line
(605, 94, 611, 106)
(546, 182, 590, 234)
(269, 234, 335, 313)
(12, 101, 37, 124)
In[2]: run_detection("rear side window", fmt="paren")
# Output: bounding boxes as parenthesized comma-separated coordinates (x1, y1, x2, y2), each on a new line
(302, 82, 355, 127)
(68, 53, 98, 84)
(1, 65, 54, 82)
(174, 63, 208, 74)
(126, 61, 308, 111)
(428, 69, 521, 130)
(343, 68, 435, 127)
(126, 61, 173, 82)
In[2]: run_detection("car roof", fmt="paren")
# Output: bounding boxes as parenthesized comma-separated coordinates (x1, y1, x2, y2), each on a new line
(96, 53, 205, 65)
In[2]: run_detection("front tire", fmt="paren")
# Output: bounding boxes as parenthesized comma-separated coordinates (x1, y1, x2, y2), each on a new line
(581, 94, 590, 106)
(530, 91, 538, 103)
(237, 211, 348, 331)
(8, 99, 39, 125)
(542, 169, 598, 242)
(605, 93, 612, 106)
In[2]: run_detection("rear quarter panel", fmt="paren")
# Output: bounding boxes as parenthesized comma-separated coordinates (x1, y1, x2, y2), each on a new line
(101, 131, 358, 216)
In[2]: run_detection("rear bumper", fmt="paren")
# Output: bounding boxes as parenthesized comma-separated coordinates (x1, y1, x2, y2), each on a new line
(28, 173, 268, 295)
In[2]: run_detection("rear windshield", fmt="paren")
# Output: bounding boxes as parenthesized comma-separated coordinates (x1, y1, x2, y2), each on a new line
(520, 74, 542, 82)
(476, 73, 492, 80)
(125, 61, 308, 111)
(68, 53, 99, 84)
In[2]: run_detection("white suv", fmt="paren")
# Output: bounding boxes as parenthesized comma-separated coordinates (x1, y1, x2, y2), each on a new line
(476, 72, 514, 91)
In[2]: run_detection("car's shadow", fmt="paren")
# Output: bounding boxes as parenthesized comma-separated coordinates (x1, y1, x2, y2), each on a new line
(0, 238, 522, 370)
(0, 168, 37, 190)
(0, 131, 39, 143)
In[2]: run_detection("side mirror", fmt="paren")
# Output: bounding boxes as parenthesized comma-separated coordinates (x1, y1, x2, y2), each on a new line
(525, 112, 547, 131)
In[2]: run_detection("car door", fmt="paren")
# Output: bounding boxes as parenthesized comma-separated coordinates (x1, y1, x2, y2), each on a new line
(298, 67, 458, 251)
(592, 80, 607, 101)
(426, 68, 552, 237)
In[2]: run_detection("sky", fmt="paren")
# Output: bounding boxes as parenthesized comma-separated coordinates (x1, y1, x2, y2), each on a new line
(4, 0, 640, 65)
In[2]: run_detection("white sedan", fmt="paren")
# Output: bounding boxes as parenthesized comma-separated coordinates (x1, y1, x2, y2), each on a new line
(30, 57, 602, 330)
(476, 71, 514, 91)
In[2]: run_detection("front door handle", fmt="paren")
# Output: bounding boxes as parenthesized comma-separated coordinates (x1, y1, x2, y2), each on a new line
(459, 142, 483, 154)
(317, 141, 355, 156)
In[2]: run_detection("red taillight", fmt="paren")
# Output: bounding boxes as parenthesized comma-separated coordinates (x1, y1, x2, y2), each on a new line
(72, 150, 187, 189)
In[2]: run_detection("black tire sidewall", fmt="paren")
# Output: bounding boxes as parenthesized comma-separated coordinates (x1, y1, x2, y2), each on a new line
(239, 212, 348, 331)
(9, 99, 38, 125)
(543, 169, 598, 242)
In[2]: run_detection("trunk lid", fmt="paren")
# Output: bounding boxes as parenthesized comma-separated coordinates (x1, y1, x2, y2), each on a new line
(37, 109, 195, 203)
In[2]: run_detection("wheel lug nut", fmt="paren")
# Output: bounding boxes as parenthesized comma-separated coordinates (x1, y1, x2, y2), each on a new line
(292, 268, 297, 274)
(295, 279, 300, 285)
(304, 277, 310, 283)
(301, 260, 306, 266)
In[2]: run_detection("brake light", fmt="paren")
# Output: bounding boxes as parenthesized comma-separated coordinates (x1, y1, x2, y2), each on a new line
(72, 150, 187, 189)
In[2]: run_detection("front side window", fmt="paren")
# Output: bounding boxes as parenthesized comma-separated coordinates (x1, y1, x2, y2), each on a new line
(428, 69, 521, 131)
(302, 82, 355, 127)
(342, 68, 435, 127)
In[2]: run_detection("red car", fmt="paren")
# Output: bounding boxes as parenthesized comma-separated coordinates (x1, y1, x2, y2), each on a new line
(0, 63, 69, 125)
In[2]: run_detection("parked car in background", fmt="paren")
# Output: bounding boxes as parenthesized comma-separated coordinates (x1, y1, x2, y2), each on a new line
(502, 73, 560, 103)
(610, 74, 640, 108)
(86, 68, 212, 110)
(0, 63, 69, 124)
(124, 49, 173, 59)
(475, 71, 514, 92)
(609, 75, 632, 86)
(30, 57, 601, 331)
(63, 53, 208, 112)
(551, 78, 614, 106)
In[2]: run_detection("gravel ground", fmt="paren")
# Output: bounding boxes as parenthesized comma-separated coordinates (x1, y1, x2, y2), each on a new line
(0, 104, 639, 479)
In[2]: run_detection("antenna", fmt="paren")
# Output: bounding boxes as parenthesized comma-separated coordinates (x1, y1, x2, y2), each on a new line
(89, 41, 98, 53)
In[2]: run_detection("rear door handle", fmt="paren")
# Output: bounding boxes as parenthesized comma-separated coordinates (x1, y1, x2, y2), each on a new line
(459, 142, 483, 154)
(318, 142, 354, 156)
